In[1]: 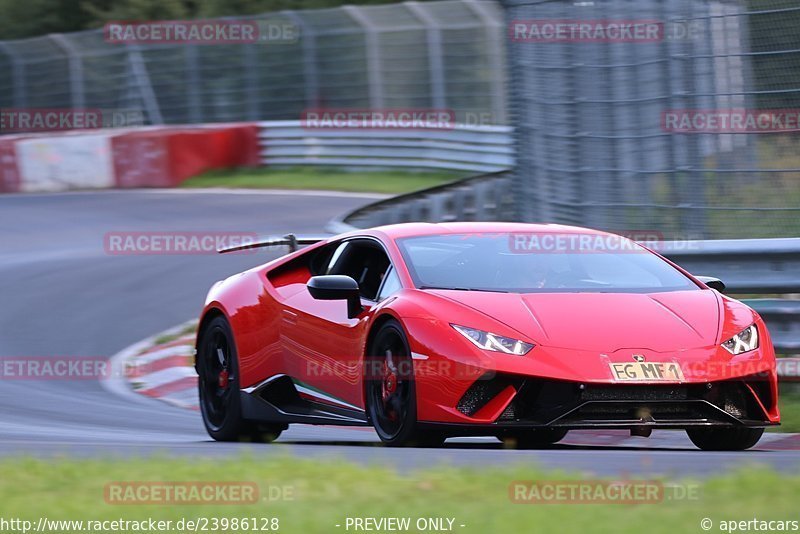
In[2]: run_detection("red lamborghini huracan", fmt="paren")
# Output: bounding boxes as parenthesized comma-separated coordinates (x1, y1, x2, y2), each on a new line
(196, 223, 779, 450)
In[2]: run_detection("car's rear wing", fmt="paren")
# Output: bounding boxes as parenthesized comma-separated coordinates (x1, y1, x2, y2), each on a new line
(218, 234, 328, 254)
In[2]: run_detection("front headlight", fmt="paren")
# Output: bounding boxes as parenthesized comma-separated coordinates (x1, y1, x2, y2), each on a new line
(451, 324, 534, 355)
(721, 324, 759, 355)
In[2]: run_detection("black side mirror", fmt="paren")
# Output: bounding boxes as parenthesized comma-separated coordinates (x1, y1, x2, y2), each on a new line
(696, 276, 726, 292)
(307, 275, 363, 318)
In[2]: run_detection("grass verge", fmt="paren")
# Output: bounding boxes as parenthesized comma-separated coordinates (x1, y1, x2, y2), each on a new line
(775, 383, 800, 433)
(151, 321, 199, 347)
(0, 455, 797, 533)
(180, 167, 467, 194)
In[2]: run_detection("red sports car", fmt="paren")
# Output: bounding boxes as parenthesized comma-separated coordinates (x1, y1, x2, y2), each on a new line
(196, 223, 779, 450)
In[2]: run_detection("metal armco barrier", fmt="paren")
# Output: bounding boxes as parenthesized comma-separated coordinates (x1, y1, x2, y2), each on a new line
(657, 239, 800, 295)
(258, 121, 514, 173)
(743, 301, 800, 354)
(326, 170, 514, 233)
(327, 173, 800, 373)
(777, 358, 800, 382)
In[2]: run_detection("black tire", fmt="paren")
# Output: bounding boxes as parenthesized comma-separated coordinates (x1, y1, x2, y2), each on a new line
(500, 428, 569, 449)
(686, 427, 764, 451)
(197, 316, 284, 443)
(365, 320, 444, 447)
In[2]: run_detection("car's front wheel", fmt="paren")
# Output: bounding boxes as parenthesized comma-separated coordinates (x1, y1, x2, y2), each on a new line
(197, 316, 284, 442)
(686, 427, 764, 451)
(365, 320, 444, 447)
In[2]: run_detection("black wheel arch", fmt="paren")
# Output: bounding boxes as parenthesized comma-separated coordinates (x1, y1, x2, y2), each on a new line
(195, 307, 227, 372)
(363, 312, 408, 411)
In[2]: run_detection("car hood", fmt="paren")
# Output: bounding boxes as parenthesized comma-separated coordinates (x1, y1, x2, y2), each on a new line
(430, 289, 722, 352)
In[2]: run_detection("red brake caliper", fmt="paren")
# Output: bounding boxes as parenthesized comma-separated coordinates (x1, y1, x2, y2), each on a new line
(382, 358, 398, 421)
(218, 369, 229, 388)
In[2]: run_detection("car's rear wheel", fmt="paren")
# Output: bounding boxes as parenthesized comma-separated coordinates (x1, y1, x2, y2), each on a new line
(499, 428, 569, 449)
(686, 427, 764, 451)
(197, 316, 284, 443)
(365, 320, 444, 447)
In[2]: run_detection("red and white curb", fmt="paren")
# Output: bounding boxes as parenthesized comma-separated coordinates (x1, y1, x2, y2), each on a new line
(103, 320, 199, 411)
(104, 322, 800, 450)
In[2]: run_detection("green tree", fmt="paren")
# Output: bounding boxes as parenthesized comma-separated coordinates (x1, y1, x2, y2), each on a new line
(0, 0, 89, 39)
(197, 0, 404, 17)
(0, 0, 411, 40)
(81, 0, 191, 24)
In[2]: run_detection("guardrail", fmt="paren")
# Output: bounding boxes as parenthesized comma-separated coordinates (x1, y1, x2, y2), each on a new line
(744, 301, 800, 356)
(258, 121, 514, 173)
(326, 170, 514, 233)
(327, 172, 800, 373)
(658, 240, 800, 295)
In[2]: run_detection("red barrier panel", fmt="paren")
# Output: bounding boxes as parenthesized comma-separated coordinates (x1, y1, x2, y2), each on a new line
(0, 136, 22, 193)
(111, 131, 172, 188)
(112, 124, 259, 188)
(168, 125, 260, 185)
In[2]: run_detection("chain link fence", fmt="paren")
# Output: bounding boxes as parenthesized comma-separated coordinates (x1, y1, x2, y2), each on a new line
(0, 0, 506, 125)
(504, 0, 800, 239)
(2, 0, 800, 239)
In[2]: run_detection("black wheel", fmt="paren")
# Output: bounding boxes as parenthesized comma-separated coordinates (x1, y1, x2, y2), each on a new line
(365, 320, 444, 447)
(499, 428, 569, 449)
(686, 427, 764, 451)
(197, 316, 284, 442)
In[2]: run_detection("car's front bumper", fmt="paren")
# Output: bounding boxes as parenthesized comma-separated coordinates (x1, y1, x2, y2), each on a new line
(419, 373, 777, 431)
(405, 317, 780, 428)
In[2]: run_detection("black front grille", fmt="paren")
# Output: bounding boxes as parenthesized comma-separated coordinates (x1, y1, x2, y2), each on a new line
(453, 372, 771, 426)
(498, 402, 516, 421)
(456, 374, 519, 417)
(581, 385, 689, 402)
(705, 381, 751, 419)
(575, 402, 702, 420)
(500, 376, 768, 426)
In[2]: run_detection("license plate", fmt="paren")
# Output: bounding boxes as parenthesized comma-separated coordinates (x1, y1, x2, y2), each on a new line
(609, 361, 685, 382)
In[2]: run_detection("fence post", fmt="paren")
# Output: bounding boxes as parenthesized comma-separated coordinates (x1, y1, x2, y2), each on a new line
(243, 42, 260, 121)
(0, 42, 26, 108)
(125, 45, 164, 125)
(343, 5, 385, 110)
(49, 34, 85, 111)
(463, 0, 507, 125)
(283, 11, 320, 110)
(186, 46, 203, 123)
(404, 1, 446, 111)
(681, 0, 708, 238)
(185, 46, 203, 123)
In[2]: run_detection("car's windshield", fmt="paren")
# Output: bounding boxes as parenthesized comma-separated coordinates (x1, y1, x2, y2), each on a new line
(397, 232, 698, 293)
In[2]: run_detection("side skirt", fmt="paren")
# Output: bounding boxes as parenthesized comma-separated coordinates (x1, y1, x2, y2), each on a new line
(240, 374, 369, 426)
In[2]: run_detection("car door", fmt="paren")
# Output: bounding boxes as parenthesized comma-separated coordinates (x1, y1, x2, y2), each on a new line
(280, 238, 393, 411)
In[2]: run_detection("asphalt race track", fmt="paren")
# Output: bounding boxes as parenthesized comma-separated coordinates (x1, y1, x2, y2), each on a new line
(1, 189, 799, 477)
